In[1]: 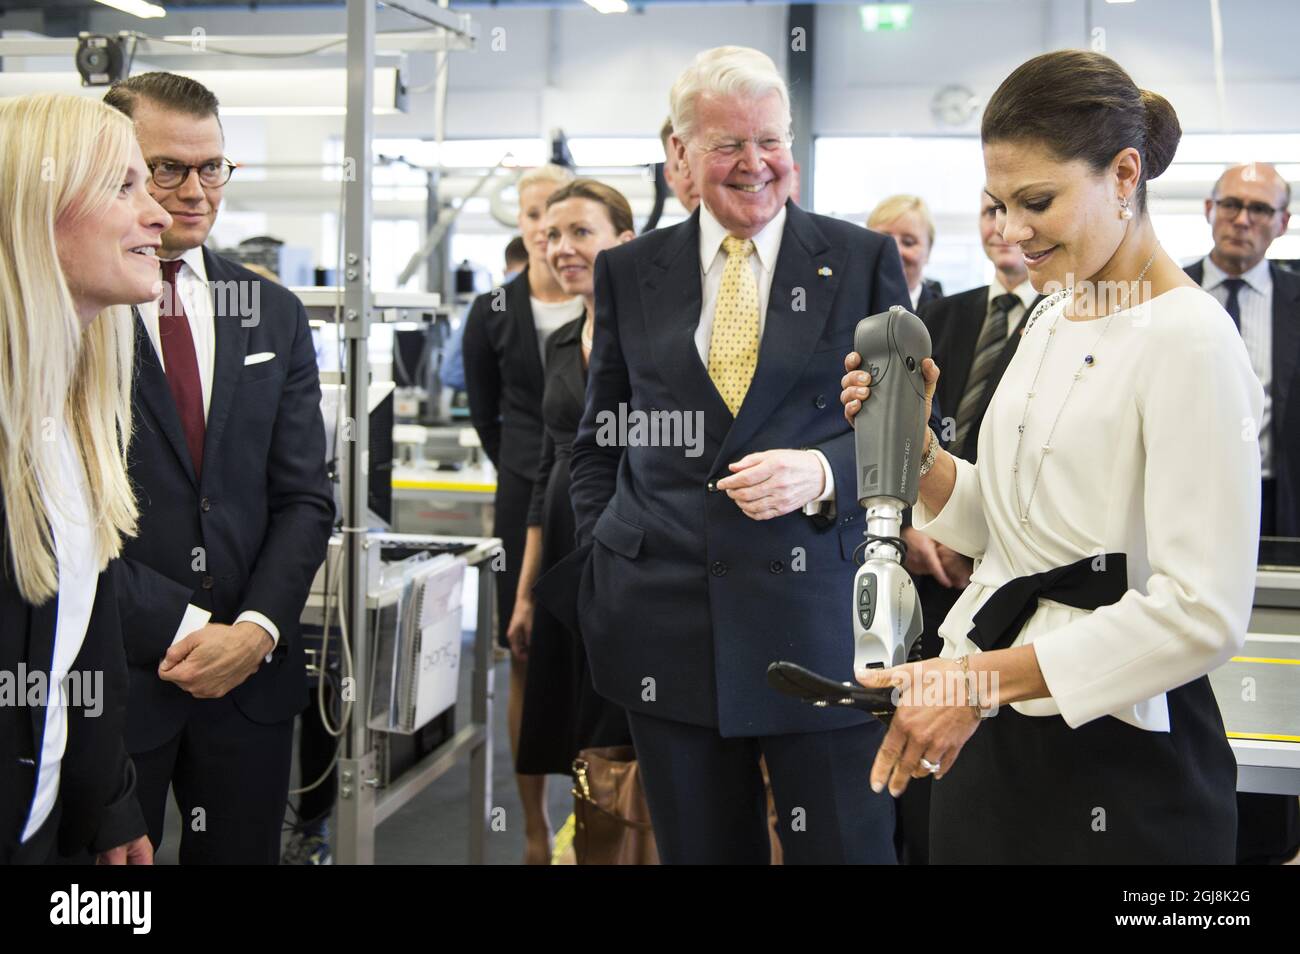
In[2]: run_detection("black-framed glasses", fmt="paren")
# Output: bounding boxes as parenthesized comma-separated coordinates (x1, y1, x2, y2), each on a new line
(147, 158, 238, 189)
(1214, 197, 1283, 223)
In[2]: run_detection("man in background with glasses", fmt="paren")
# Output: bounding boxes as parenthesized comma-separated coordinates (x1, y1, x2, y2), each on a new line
(1187, 162, 1299, 866)
(104, 73, 333, 864)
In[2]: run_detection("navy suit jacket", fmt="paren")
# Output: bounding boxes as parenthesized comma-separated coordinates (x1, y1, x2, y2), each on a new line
(567, 202, 910, 736)
(1186, 258, 1300, 537)
(119, 248, 334, 752)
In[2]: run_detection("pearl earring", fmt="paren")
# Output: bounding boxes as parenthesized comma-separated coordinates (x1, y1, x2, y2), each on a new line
(1119, 197, 1133, 220)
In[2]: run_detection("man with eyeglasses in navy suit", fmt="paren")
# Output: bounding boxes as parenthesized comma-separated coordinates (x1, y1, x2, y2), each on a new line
(1186, 161, 1299, 866)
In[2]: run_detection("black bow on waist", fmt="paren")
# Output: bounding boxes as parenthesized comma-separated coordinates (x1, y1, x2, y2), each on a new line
(967, 553, 1128, 652)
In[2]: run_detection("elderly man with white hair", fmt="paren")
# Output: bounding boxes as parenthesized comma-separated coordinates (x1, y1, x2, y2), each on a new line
(559, 46, 910, 863)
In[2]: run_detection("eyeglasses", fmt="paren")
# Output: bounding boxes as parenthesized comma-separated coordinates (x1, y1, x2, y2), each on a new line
(1213, 197, 1284, 223)
(147, 158, 238, 189)
(693, 135, 792, 158)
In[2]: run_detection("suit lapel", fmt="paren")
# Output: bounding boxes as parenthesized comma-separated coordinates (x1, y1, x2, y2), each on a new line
(720, 202, 845, 457)
(938, 291, 984, 416)
(554, 325, 587, 411)
(510, 268, 547, 400)
(25, 593, 58, 764)
(200, 248, 250, 487)
(132, 307, 200, 490)
(640, 211, 731, 447)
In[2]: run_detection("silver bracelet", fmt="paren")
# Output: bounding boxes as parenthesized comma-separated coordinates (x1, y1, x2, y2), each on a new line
(918, 427, 940, 478)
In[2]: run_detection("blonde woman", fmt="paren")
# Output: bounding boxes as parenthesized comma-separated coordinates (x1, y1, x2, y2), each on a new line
(0, 93, 171, 864)
(868, 194, 943, 310)
(462, 164, 584, 863)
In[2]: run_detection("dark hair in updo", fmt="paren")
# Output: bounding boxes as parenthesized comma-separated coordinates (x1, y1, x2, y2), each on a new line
(981, 50, 1181, 212)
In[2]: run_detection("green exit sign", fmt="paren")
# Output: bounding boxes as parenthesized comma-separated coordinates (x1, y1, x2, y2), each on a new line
(860, 3, 913, 31)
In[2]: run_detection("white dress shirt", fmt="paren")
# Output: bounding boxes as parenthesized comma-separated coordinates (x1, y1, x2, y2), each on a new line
(988, 276, 1038, 338)
(915, 287, 1263, 731)
(138, 247, 279, 653)
(23, 419, 97, 842)
(694, 203, 834, 510)
(1198, 256, 1273, 478)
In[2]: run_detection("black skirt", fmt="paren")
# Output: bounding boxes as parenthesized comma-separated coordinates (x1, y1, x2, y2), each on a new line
(929, 674, 1237, 863)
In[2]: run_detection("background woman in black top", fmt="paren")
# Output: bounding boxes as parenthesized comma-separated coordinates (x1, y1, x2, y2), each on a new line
(509, 180, 636, 839)
(462, 164, 583, 864)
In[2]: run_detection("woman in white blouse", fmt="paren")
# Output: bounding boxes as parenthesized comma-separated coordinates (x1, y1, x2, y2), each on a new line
(0, 94, 170, 864)
(841, 52, 1262, 863)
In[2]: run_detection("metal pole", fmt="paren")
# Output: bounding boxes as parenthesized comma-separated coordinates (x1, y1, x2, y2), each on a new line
(469, 559, 497, 864)
(336, 0, 378, 866)
(787, 3, 816, 210)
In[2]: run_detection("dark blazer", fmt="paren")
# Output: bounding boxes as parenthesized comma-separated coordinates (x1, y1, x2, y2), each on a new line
(462, 267, 550, 482)
(919, 285, 1044, 464)
(1186, 259, 1300, 537)
(1, 503, 146, 861)
(119, 248, 334, 752)
(916, 277, 944, 312)
(567, 202, 910, 736)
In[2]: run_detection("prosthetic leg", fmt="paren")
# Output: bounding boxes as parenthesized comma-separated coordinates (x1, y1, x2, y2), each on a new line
(768, 306, 933, 718)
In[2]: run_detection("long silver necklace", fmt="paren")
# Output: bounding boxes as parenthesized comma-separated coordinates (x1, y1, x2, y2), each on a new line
(1012, 248, 1158, 526)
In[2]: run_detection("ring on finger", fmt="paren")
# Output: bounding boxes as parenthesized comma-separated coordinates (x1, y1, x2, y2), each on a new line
(919, 757, 941, 775)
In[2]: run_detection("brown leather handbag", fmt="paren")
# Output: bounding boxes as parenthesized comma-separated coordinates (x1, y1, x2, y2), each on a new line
(571, 746, 659, 865)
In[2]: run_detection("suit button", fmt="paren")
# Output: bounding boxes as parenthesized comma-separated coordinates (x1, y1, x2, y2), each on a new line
(710, 561, 728, 577)
(814, 394, 827, 409)
(200, 497, 211, 512)
(201, 575, 214, 590)
(769, 560, 784, 574)
(706, 479, 719, 493)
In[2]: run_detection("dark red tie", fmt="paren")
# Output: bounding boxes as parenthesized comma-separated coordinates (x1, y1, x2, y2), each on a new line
(159, 259, 205, 477)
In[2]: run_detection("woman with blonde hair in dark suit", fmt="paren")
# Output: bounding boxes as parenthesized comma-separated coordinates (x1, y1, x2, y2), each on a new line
(0, 93, 171, 864)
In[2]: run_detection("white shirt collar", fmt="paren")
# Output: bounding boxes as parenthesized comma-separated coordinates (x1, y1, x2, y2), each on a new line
(990, 275, 1038, 312)
(698, 202, 787, 274)
(1201, 254, 1272, 295)
(161, 245, 209, 284)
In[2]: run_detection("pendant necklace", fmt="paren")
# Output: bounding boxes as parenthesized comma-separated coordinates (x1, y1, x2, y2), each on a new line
(1012, 247, 1158, 526)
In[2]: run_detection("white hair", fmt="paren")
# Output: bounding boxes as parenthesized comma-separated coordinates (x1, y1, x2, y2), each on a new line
(669, 46, 792, 145)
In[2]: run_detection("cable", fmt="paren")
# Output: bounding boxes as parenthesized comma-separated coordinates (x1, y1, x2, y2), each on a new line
(144, 34, 348, 59)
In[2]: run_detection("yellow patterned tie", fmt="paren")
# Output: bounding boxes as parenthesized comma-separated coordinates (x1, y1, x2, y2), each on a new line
(708, 235, 761, 416)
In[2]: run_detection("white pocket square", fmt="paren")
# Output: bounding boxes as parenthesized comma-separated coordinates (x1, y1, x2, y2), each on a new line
(244, 352, 275, 366)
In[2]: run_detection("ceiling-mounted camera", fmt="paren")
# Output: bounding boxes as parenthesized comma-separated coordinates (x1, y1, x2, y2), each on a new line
(75, 33, 137, 87)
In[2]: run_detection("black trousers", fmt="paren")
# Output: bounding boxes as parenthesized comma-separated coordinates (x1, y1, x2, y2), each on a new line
(133, 694, 294, 864)
(626, 710, 896, 865)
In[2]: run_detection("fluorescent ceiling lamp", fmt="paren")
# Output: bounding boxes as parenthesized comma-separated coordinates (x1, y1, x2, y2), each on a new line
(94, 0, 167, 18)
(0, 68, 405, 116)
(584, 0, 629, 13)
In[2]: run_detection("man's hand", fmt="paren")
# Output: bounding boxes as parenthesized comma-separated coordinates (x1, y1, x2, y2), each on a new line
(935, 543, 974, 590)
(716, 449, 825, 521)
(96, 834, 153, 865)
(902, 527, 952, 587)
(158, 621, 274, 698)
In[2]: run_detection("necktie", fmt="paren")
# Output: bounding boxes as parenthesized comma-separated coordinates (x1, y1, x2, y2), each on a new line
(951, 293, 1019, 458)
(1221, 277, 1244, 330)
(707, 236, 761, 416)
(159, 258, 206, 477)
